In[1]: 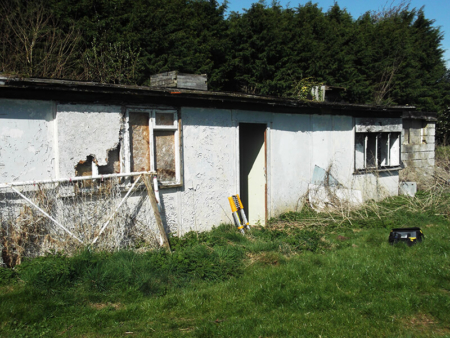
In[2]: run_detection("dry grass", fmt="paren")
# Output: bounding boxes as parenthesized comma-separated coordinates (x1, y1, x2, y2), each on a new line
(400, 313, 450, 336)
(269, 151, 450, 233)
(89, 302, 123, 310)
(1, 177, 160, 267)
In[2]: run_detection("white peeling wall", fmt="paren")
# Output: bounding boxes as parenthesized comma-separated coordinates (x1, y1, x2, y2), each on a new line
(0, 99, 56, 183)
(270, 113, 311, 214)
(55, 104, 181, 244)
(311, 115, 355, 187)
(57, 104, 122, 177)
(352, 171, 399, 200)
(180, 109, 400, 232)
(181, 108, 236, 233)
(270, 114, 356, 216)
(0, 100, 403, 245)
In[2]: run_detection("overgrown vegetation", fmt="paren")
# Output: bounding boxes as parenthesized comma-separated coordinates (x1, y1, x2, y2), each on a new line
(1, 181, 450, 336)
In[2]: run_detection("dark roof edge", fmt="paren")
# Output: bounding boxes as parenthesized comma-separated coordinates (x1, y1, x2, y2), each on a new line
(0, 76, 427, 116)
(402, 111, 438, 122)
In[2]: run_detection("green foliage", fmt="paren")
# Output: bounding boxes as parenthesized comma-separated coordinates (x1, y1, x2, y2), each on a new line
(287, 77, 324, 100)
(1, 191, 450, 336)
(1, 190, 450, 336)
(0, 265, 16, 286)
(81, 39, 142, 84)
(17, 252, 75, 292)
(436, 145, 450, 159)
(1, 0, 449, 136)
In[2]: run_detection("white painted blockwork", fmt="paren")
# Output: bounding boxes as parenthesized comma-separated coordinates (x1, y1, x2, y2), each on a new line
(181, 108, 236, 233)
(1, 101, 405, 249)
(0, 99, 56, 183)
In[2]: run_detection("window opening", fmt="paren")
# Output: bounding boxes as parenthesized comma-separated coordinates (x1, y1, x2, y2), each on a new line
(129, 112, 151, 172)
(366, 134, 377, 168)
(125, 109, 180, 185)
(154, 130, 176, 182)
(355, 132, 400, 171)
(155, 112, 175, 126)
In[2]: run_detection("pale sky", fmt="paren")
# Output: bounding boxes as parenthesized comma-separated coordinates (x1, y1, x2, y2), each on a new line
(224, 0, 450, 67)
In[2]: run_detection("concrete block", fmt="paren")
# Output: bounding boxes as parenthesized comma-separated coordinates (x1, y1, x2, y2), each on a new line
(402, 144, 435, 153)
(404, 158, 435, 168)
(423, 135, 435, 144)
(399, 182, 417, 197)
(425, 128, 436, 136)
(402, 151, 435, 161)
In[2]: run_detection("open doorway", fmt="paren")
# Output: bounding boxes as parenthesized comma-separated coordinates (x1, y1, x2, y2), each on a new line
(239, 123, 267, 226)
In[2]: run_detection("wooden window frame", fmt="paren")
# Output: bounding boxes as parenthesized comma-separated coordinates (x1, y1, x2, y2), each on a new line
(124, 108, 181, 185)
(354, 131, 401, 172)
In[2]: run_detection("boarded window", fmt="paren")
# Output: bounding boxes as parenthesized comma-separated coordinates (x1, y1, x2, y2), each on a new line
(154, 131, 176, 182)
(355, 133, 365, 170)
(389, 133, 400, 166)
(129, 113, 150, 172)
(155, 112, 175, 126)
(125, 109, 180, 184)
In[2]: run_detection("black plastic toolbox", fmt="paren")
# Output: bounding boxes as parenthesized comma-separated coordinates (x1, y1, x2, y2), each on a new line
(389, 227, 424, 246)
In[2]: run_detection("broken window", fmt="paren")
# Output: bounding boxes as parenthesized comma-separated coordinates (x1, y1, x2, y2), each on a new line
(354, 118, 401, 171)
(125, 109, 180, 184)
(355, 132, 400, 170)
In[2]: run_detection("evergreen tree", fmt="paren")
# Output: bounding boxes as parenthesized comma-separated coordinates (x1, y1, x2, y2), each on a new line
(1, 0, 447, 140)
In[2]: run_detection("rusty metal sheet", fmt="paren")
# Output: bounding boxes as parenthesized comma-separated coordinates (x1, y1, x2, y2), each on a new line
(154, 131, 176, 182)
(129, 113, 150, 172)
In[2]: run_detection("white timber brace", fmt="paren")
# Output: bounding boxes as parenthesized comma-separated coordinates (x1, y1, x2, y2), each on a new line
(2, 172, 158, 246)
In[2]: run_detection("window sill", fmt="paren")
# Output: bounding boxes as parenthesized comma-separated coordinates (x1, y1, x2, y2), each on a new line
(127, 181, 182, 191)
(353, 166, 402, 174)
(159, 183, 183, 189)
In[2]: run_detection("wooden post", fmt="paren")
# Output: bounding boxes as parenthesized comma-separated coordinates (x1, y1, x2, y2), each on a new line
(144, 174, 171, 251)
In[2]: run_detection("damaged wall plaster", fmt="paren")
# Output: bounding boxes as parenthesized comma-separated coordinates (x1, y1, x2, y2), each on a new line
(57, 104, 122, 177)
(1, 99, 406, 258)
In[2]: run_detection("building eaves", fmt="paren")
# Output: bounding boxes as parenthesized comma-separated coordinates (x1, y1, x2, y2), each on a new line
(0, 76, 427, 118)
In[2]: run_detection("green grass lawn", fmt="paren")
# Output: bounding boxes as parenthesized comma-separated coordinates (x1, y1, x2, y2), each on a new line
(1, 192, 450, 337)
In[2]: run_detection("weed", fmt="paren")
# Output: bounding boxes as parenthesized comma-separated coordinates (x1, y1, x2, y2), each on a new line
(0, 181, 449, 336)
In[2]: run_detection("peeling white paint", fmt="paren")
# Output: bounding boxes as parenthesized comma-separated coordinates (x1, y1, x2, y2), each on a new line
(57, 104, 122, 177)
(1, 128, 24, 138)
(0, 99, 406, 253)
(0, 99, 56, 183)
(182, 108, 236, 233)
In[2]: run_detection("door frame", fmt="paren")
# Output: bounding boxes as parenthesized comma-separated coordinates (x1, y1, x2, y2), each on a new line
(235, 120, 271, 225)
